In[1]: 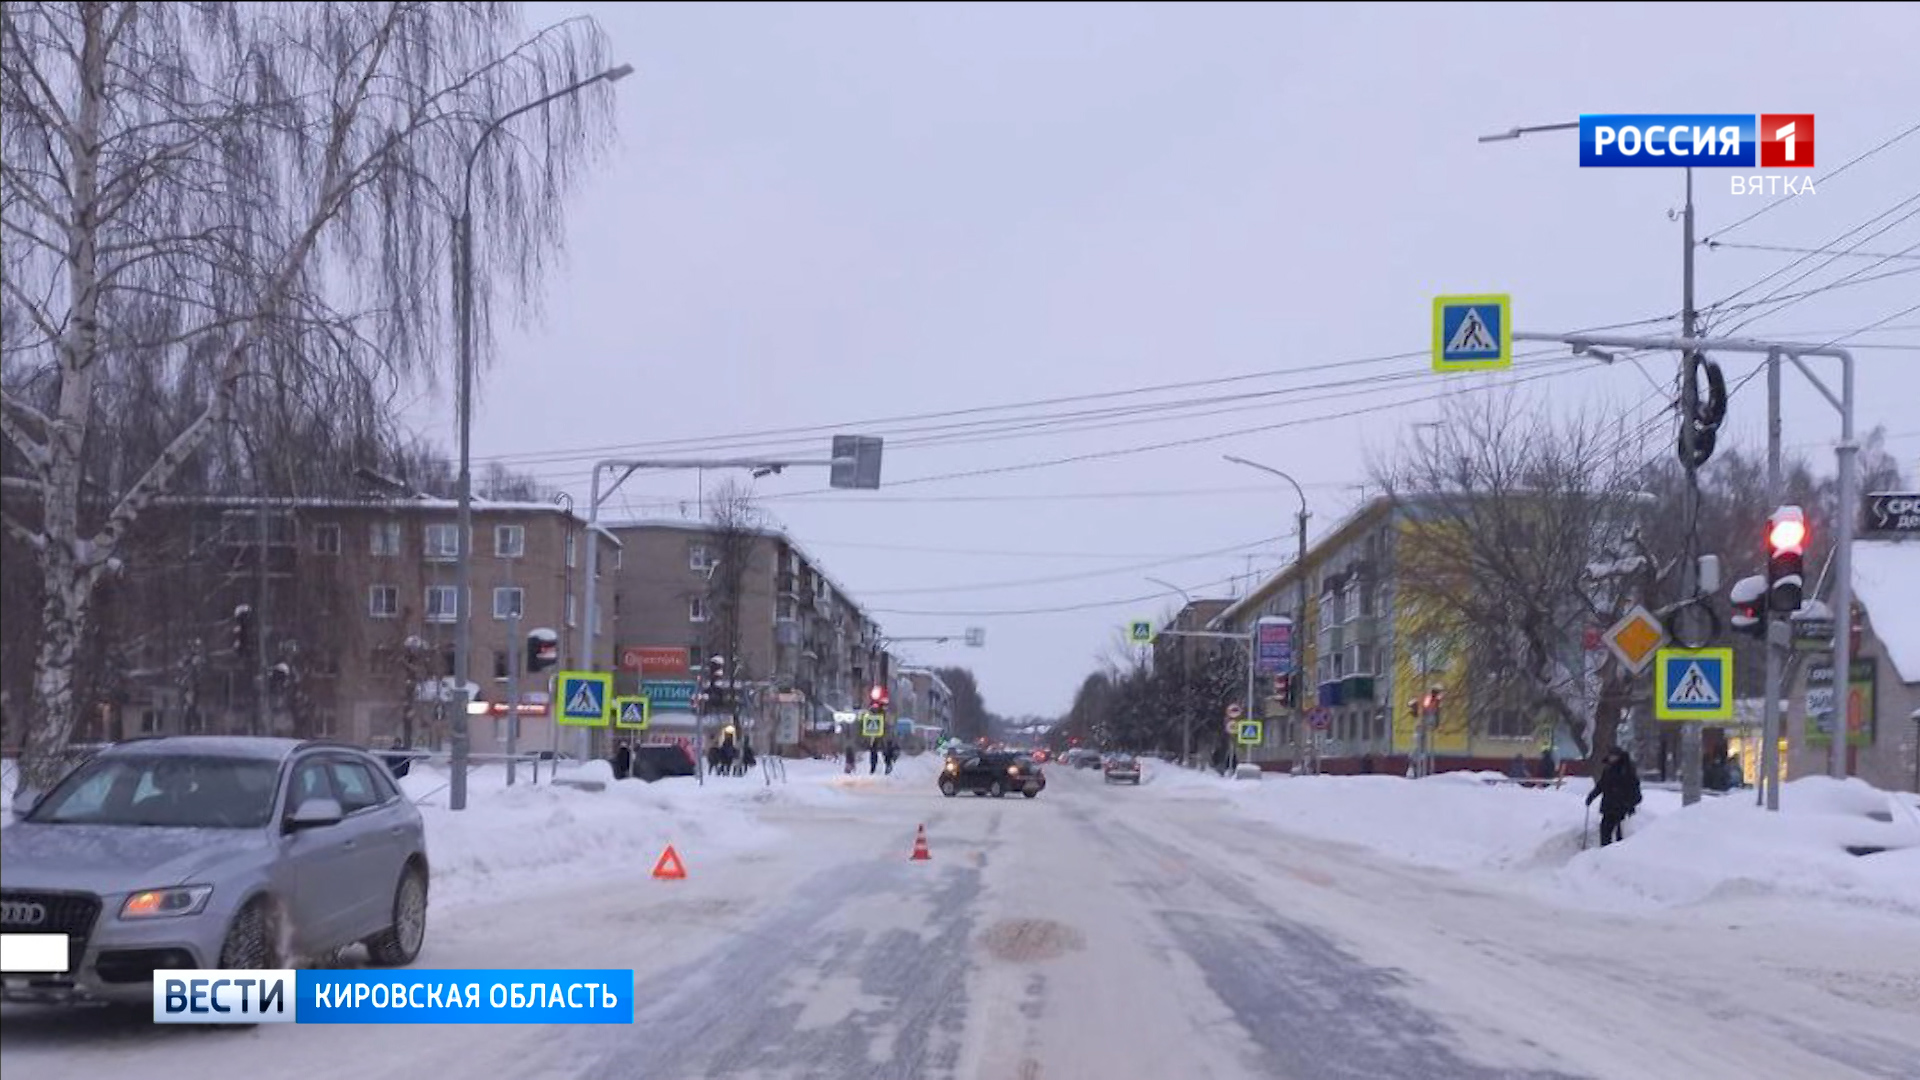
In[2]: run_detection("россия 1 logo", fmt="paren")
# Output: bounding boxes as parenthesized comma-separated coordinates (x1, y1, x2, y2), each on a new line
(1579, 113, 1815, 197)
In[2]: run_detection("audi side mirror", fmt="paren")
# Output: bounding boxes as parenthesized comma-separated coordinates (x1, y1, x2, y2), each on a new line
(286, 797, 345, 831)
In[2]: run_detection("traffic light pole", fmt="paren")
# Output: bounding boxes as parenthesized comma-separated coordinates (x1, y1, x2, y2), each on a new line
(1761, 350, 1783, 810)
(506, 604, 521, 787)
(1518, 329, 1859, 792)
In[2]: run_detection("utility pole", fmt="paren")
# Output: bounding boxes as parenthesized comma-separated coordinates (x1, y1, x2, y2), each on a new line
(255, 495, 270, 737)
(1678, 165, 1704, 808)
(1761, 350, 1784, 810)
(506, 555, 521, 787)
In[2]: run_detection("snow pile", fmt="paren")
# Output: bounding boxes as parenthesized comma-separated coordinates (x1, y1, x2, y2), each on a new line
(402, 759, 782, 907)
(1222, 771, 1670, 872)
(1557, 777, 1920, 915)
(1198, 768, 1919, 915)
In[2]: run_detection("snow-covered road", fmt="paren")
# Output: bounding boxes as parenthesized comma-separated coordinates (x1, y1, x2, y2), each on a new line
(6, 762, 1918, 1080)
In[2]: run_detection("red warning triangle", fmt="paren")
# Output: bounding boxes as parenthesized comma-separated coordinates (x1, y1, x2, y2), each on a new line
(652, 844, 687, 880)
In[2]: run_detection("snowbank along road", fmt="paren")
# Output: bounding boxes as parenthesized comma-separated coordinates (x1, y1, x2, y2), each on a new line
(4, 760, 1918, 1080)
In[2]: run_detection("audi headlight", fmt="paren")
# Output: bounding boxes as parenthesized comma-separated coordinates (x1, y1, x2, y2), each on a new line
(120, 885, 214, 919)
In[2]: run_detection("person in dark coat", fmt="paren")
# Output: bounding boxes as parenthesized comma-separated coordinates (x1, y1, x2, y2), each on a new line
(1539, 746, 1558, 781)
(742, 740, 756, 772)
(883, 740, 899, 774)
(844, 743, 857, 774)
(611, 742, 632, 781)
(719, 734, 737, 776)
(868, 740, 880, 775)
(1585, 747, 1642, 846)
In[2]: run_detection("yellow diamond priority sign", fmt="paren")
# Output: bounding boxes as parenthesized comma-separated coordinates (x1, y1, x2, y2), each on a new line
(1603, 606, 1668, 676)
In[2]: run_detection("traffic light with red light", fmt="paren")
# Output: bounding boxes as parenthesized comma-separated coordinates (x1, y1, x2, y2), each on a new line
(1766, 505, 1806, 613)
(868, 684, 889, 714)
(1729, 574, 1767, 638)
(526, 631, 558, 673)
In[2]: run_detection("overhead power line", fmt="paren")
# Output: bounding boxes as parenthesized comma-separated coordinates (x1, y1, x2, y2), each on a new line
(1704, 239, 1920, 262)
(855, 531, 1297, 596)
(754, 358, 1595, 501)
(475, 311, 1682, 471)
(1702, 119, 1920, 244)
(1703, 192, 1920, 316)
(872, 569, 1256, 618)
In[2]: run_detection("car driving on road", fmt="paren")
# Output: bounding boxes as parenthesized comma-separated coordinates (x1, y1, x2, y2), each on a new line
(939, 751, 1046, 799)
(1103, 753, 1142, 785)
(1, 736, 430, 1004)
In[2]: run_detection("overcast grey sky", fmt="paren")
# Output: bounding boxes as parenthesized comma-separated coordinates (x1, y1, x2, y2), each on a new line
(409, 1, 1920, 718)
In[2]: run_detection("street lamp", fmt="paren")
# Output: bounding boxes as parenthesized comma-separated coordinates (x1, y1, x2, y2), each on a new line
(1222, 455, 1312, 771)
(1476, 120, 1580, 144)
(450, 61, 634, 813)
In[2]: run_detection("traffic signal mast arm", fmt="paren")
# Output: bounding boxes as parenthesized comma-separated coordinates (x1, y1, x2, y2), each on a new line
(1154, 629, 1254, 641)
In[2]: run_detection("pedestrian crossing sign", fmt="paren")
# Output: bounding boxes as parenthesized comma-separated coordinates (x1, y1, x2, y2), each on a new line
(614, 695, 651, 730)
(1432, 294, 1512, 372)
(861, 712, 885, 739)
(1128, 619, 1155, 645)
(1653, 647, 1733, 722)
(1236, 720, 1264, 746)
(555, 671, 613, 726)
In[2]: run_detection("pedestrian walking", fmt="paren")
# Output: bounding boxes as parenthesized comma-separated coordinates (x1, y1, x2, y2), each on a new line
(1585, 746, 1642, 847)
(612, 741, 632, 781)
(844, 743, 857, 774)
(719, 733, 737, 777)
(868, 740, 880, 775)
(884, 739, 899, 774)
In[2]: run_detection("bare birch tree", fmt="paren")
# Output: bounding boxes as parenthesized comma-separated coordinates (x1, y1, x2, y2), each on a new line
(1373, 393, 1662, 762)
(2, 2, 621, 786)
(704, 480, 763, 741)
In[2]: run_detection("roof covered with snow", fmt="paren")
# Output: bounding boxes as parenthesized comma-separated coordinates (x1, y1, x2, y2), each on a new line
(1854, 540, 1920, 683)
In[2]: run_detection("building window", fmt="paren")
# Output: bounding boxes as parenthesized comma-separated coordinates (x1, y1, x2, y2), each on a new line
(566, 593, 577, 628)
(689, 596, 710, 623)
(371, 521, 401, 557)
(495, 524, 525, 559)
(493, 587, 524, 620)
(777, 597, 797, 622)
(612, 545, 623, 570)
(368, 585, 399, 619)
(424, 524, 460, 562)
(313, 523, 341, 555)
(426, 585, 459, 623)
(689, 544, 715, 572)
(495, 651, 510, 679)
(140, 709, 162, 735)
(1488, 704, 1533, 740)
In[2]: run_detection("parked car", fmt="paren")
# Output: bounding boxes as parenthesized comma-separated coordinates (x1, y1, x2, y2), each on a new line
(1, 736, 430, 1005)
(1103, 754, 1142, 785)
(1073, 751, 1103, 771)
(939, 752, 1046, 799)
(631, 744, 697, 782)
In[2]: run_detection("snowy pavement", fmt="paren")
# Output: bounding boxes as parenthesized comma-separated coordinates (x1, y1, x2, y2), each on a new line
(5, 757, 1919, 1080)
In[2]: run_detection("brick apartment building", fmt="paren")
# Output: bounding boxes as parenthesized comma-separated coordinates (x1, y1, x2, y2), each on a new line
(0, 496, 617, 753)
(603, 519, 891, 752)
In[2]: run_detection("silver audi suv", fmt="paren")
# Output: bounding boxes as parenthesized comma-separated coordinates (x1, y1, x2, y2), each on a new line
(2, 736, 429, 1004)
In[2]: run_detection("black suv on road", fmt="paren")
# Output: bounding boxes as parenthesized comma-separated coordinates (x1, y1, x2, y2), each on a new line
(939, 752, 1045, 799)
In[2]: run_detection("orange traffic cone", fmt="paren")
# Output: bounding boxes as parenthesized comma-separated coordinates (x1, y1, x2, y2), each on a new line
(910, 824, 931, 861)
(652, 844, 687, 880)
